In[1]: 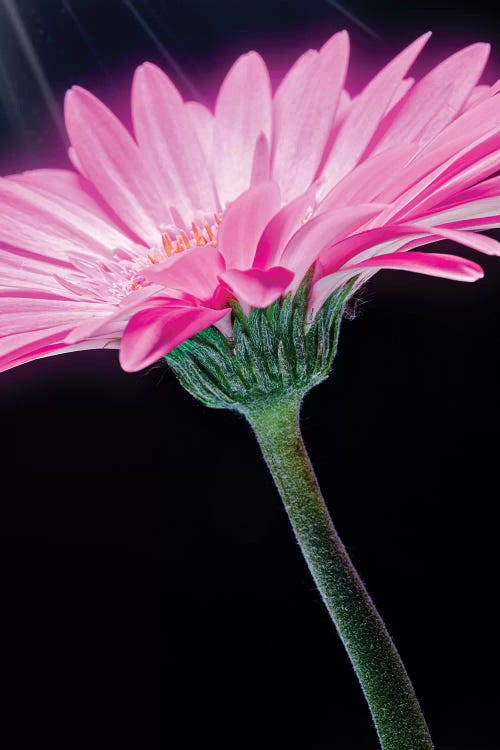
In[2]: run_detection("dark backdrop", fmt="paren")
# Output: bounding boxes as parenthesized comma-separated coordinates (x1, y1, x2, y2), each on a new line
(0, 1, 499, 748)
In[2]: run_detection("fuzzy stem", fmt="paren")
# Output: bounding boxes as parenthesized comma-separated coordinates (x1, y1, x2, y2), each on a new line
(242, 394, 434, 750)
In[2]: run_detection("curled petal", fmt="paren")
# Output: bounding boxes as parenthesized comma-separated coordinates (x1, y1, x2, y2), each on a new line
(119, 303, 229, 372)
(310, 252, 484, 313)
(219, 266, 294, 308)
(217, 181, 281, 269)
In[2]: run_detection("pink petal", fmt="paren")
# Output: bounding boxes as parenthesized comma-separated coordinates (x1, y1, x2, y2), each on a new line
(369, 43, 490, 155)
(0, 177, 136, 260)
(132, 63, 215, 224)
(341, 251, 483, 280)
(68, 146, 88, 178)
(0, 297, 113, 336)
(250, 132, 271, 187)
(217, 181, 281, 269)
(272, 31, 349, 202)
(405, 149, 500, 220)
(419, 91, 500, 158)
(336, 89, 352, 123)
(465, 84, 492, 109)
(219, 266, 294, 308)
(214, 52, 272, 206)
(142, 246, 226, 302)
(388, 78, 414, 110)
(0, 325, 74, 371)
(119, 303, 228, 372)
(318, 143, 417, 212)
(280, 204, 386, 283)
(407, 224, 500, 256)
(1, 339, 96, 373)
(65, 86, 165, 245)
(253, 187, 315, 269)
(0, 250, 75, 291)
(9, 169, 118, 224)
(319, 33, 431, 191)
(379, 129, 500, 222)
(318, 222, 500, 278)
(438, 175, 500, 205)
(310, 251, 484, 313)
(185, 100, 215, 166)
(64, 284, 165, 345)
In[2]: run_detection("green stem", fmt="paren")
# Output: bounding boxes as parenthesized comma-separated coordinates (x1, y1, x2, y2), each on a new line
(242, 394, 434, 750)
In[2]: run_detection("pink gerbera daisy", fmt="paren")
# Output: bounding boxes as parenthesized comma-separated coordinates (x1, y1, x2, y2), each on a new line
(1, 30, 499, 372)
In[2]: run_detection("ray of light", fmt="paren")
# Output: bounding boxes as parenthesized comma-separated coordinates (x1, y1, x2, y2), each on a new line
(2, 0, 66, 142)
(324, 0, 381, 41)
(123, 0, 207, 104)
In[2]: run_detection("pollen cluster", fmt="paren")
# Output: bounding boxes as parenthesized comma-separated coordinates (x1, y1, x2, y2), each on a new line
(128, 213, 223, 291)
(146, 213, 222, 266)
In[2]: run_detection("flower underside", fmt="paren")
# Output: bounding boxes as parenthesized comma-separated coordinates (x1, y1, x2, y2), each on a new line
(166, 275, 353, 410)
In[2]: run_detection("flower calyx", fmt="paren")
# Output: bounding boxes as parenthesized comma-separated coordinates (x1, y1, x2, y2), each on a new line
(165, 277, 354, 411)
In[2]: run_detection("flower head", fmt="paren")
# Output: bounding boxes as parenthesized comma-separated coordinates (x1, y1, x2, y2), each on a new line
(1, 31, 499, 373)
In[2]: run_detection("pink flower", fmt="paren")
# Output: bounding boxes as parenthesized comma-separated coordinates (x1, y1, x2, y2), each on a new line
(1, 31, 499, 372)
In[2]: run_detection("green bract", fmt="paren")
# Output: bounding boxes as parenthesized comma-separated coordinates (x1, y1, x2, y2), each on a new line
(165, 278, 354, 410)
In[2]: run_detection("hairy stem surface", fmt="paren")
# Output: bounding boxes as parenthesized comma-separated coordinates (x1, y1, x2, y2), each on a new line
(243, 395, 433, 750)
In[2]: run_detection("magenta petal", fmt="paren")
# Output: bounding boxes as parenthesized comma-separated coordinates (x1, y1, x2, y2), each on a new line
(0, 325, 73, 372)
(253, 188, 315, 269)
(439, 175, 500, 205)
(310, 251, 484, 313)
(318, 222, 500, 278)
(409, 224, 500, 255)
(280, 204, 385, 282)
(380, 130, 500, 221)
(214, 52, 272, 206)
(341, 250, 484, 280)
(119, 303, 229, 372)
(142, 247, 226, 301)
(217, 181, 281, 269)
(219, 266, 294, 308)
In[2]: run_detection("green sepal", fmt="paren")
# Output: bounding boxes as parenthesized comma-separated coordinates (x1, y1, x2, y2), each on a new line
(165, 275, 355, 410)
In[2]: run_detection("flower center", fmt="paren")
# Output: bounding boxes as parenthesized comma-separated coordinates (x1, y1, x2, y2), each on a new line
(147, 213, 222, 266)
(127, 212, 223, 292)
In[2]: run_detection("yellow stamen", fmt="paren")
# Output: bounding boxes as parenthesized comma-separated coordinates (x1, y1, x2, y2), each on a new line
(191, 221, 207, 246)
(181, 230, 192, 248)
(162, 233, 174, 256)
(204, 221, 214, 241)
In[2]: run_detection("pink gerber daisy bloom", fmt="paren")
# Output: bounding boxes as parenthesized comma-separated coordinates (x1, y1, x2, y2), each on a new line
(1, 30, 500, 372)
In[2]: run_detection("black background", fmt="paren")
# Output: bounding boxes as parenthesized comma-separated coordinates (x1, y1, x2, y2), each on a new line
(1, 1, 499, 748)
